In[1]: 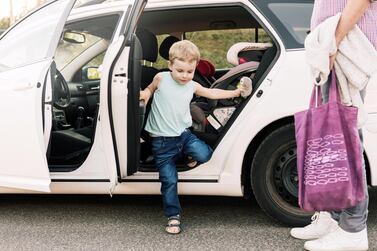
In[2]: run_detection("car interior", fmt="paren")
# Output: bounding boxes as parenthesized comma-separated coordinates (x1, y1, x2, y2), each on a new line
(136, 6, 278, 171)
(48, 14, 121, 171)
(48, 4, 279, 172)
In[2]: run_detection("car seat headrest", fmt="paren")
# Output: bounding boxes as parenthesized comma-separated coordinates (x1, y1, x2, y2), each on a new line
(135, 28, 158, 62)
(196, 59, 215, 78)
(227, 42, 272, 66)
(159, 36, 180, 60)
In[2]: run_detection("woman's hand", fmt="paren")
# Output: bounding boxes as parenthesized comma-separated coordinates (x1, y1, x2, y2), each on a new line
(329, 53, 337, 70)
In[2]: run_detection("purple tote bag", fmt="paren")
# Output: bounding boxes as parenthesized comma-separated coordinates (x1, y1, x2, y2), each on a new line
(294, 71, 365, 212)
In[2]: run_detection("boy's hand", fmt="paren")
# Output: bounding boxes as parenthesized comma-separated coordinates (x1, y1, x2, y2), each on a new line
(237, 77, 253, 98)
(140, 89, 150, 104)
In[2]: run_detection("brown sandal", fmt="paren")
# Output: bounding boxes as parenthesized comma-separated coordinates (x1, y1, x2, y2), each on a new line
(165, 215, 182, 234)
(186, 156, 198, 168)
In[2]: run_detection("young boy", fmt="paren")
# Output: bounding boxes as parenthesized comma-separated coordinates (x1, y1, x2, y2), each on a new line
(139, 40, 250, 234)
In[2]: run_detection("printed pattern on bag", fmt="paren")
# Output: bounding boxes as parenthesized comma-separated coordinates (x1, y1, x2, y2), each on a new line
(304, 133, 349, 186)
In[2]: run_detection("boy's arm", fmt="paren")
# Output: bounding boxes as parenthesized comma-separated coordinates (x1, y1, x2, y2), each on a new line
(330, 0, 371, 69)
(140, 73, 162, 104)
(194, 82, 241, 100)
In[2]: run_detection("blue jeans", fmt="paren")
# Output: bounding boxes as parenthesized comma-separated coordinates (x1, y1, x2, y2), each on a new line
(151, 129, 213, 217)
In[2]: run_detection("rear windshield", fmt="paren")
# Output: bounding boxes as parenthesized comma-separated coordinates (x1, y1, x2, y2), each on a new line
(252, 0, 313, 49)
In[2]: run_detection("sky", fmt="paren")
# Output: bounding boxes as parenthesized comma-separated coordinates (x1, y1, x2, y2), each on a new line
(0, 0, 40, 19)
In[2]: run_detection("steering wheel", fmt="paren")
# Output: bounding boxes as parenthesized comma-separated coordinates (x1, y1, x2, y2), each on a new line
(54, 70, 71, 109)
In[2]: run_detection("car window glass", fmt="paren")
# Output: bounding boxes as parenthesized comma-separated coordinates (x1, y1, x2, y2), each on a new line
(55, 14, 120, 70)
(0, 0, 71, 72)
(154, 34, 170, 69)
(85, 52, 106, 68)
(55, 33, 102, 70)
(185, 29, 271, 68)
(267, 3, 312, 45)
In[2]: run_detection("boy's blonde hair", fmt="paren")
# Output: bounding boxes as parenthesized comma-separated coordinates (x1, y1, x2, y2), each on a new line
(169, 40, 200, 64)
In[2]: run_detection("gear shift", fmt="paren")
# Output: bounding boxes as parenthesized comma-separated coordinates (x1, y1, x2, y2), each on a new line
(75, 106, 85, 129)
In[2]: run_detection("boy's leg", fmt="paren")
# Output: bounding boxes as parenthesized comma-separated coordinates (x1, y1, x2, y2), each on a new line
(151, 137, 181, 217)
(182, 130, 213, 164)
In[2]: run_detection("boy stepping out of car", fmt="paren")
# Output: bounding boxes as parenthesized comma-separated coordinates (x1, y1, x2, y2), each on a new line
(140, 40, 251, 234)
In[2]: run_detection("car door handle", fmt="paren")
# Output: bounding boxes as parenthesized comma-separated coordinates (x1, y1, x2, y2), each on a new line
(13, 82, 34, 91)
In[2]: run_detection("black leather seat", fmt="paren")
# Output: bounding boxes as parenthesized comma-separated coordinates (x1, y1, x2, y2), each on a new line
(159, 35, 180, 62)
(135, 28, 160, 163)
(135, 28, 159, 89)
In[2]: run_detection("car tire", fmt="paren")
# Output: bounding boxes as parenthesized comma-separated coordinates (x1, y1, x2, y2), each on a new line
(251, 123, 312, 227)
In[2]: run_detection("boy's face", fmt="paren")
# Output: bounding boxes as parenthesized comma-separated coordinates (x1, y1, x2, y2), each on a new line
(168, 59, 197, 85)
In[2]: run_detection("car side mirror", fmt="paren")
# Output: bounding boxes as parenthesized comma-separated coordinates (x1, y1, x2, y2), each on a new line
(82, 66, 101, 81)
(63, 31, 86, 44)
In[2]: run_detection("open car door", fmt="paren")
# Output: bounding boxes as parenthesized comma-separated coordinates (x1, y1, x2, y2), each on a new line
(99, 0, 147, 189)
(0, 0, 76, 192)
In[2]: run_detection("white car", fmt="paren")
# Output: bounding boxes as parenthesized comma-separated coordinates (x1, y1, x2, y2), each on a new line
(0, 0, 376, 227)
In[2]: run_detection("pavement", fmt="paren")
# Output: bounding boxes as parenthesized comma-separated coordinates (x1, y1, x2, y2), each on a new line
(0, 188, 376, 251)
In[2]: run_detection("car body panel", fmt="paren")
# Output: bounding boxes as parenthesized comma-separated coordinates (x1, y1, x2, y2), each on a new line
(0, 0, 77, 192)
(0, 0, 375, 201)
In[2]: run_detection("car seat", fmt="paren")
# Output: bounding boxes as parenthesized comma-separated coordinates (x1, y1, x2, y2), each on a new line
(227, 42, 272, 66)
(191, 42, 276, 134)
(135, 28, 159, 164)
(135, 28, 159, 90)
(158, 35, 216, 87)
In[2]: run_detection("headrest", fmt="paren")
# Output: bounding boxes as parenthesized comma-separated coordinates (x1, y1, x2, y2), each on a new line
(227, 42, 272, 66)
(159, 36, 180, 60)
(135, 28, 158, 62)
(196, 59, 215, 78)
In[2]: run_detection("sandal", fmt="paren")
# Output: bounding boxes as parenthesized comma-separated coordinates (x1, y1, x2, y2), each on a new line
(165, 215, 182, 234)
(186, 156, 198, 168)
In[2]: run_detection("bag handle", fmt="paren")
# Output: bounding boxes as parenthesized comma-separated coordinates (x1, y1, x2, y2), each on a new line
(309, 85, 322, 108)
(328, 70, 339, 103)
(309, 71, 338, 108)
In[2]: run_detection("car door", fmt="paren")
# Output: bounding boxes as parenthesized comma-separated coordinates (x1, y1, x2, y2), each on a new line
(99, 0, 147, 188)
(0, 0, 76, 192)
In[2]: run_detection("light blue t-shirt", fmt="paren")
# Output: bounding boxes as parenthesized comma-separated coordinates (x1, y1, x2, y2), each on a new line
(145, 71, 195, 137)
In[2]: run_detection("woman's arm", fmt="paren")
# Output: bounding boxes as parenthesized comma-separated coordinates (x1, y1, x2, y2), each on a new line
(330, 0, 372, 68)
(335, 0, 371, 46)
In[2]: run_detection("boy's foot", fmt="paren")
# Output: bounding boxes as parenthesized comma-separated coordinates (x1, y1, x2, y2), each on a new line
(186, 156, 197, 168)
(290, 212, 338, 240)
(304, 227, 368, 251)
(165, 215, 181, 234)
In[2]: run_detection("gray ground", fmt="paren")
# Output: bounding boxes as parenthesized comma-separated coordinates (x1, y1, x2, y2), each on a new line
(0, 189, 376, 251)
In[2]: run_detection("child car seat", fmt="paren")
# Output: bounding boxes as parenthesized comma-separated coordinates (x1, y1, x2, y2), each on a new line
(227, 42, 272, 66)
(158, 36, 216, 87)
(191, 42, 274, 133)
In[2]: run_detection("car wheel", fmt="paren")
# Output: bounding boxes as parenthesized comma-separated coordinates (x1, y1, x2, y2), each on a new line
(251, 123, 312, 227)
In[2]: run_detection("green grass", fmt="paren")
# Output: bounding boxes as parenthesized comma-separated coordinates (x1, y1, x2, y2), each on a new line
(154, 29, 271, 69)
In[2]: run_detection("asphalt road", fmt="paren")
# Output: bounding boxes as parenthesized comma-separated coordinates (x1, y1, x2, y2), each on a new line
(0, 189, 376, 251)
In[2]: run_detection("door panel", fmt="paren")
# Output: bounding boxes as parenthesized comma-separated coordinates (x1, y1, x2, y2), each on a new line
(106, 0, 147, 179)
(0, 0, 76, 192)
(126, 35, 143, 176)
(0, 60, 53, 192)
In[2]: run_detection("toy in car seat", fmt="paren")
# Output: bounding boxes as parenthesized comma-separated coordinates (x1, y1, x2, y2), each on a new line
(237, 76, 253, 98)
(205, 76, 253, 130)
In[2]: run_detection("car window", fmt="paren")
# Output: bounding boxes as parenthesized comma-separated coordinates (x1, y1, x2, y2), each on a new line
(252, 0, 313, 49)
(0, 0, 72, 71)
(267, 3, 313, 45)
(186, 29, 271, 68)
(55, 32, 102, 70)
(85, 52, 106, 68)
(55, 14, 120, 70)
